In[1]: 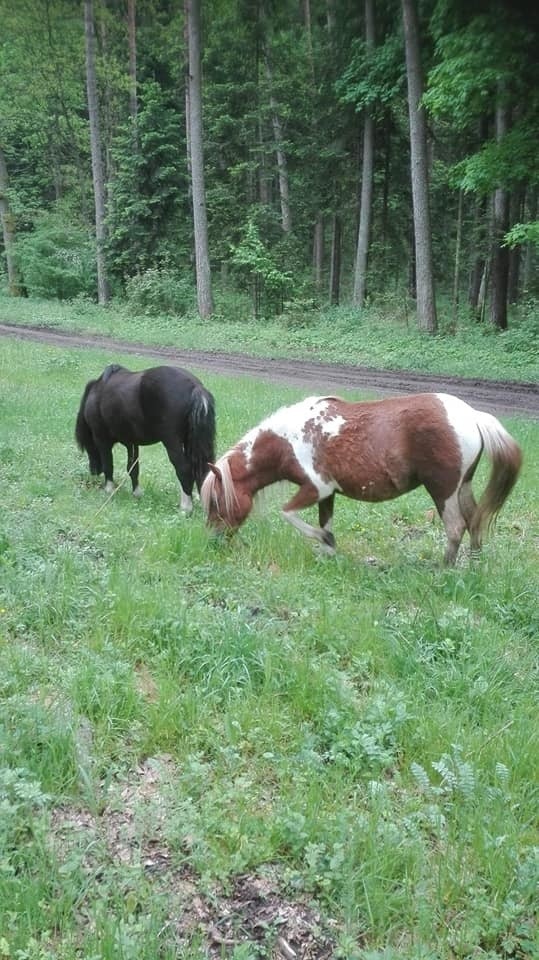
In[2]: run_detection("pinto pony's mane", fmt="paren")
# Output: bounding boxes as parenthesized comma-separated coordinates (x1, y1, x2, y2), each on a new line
(200, 453, 239, 521)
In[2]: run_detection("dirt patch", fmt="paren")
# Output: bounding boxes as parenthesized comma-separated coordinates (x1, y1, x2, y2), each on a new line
(50, 756, 337, 958)
(1, 321, 538, 418)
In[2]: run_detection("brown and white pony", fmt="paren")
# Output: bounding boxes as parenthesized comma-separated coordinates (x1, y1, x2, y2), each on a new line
(200, 393, 522, 565)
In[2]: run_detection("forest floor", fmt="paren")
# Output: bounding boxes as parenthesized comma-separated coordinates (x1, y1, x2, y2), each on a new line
(1, 320, 538, 418)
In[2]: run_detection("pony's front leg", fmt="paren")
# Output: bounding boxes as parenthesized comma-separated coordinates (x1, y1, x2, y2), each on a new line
(281, 484, 336, 554)
(126, 444, 142, 497)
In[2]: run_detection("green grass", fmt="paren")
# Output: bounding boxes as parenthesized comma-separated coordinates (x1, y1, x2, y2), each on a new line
(1, 287, 538, 382)
(0, 336, 538, 959)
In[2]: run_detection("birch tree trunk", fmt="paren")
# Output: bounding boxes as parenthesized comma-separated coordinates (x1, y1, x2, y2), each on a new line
(84, 0, 110, 305)
(185, 0, 213, 317)
(401, 0, 437, 332)
(352, 0, 375, 308)
(0, 145, 23, 296)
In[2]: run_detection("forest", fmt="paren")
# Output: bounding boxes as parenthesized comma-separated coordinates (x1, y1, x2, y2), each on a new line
(0, 0, 538, 339)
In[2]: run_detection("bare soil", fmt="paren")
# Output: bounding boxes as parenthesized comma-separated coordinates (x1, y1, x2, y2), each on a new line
(51, 753, 336, 958)
(1, 321, 538, 418)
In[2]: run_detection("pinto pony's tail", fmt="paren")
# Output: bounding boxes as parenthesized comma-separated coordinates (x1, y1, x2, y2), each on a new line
(186, 386, 216, 491)
(469, 411, 523, 546)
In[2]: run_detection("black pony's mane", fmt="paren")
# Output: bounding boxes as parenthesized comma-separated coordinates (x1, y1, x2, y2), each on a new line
(101, 363, 125, 383)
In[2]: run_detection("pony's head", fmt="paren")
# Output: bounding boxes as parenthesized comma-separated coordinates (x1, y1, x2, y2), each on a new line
(201, 455, 253, 534)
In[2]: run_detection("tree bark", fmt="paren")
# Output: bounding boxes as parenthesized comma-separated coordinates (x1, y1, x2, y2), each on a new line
(84, 0, 110, 305)
(522, 186, 537, 294)
(313, 218, 324, 288)
(265, 46, 292, 233)
(401, 0, 437, 332)
(352, 0, 375, 308)
(127, 0, 138, 123)
(0, 145, 23, 296)
(507, 187, 523, 304)
(452, 189, 463, 328)
(329, 214, 341, 304)
(185, 0, 213, 317)
(490, 94, 510, 330)
(468, 195, 488, 314)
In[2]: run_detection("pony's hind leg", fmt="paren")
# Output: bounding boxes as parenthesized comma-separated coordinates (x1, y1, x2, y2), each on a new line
(282, 484, 336, 554)
(126, 444, 142, 497)
(437, 490, 467, 566)
(164, 440, 194, 515)
(458, 481, 481, 555)
(318, 494, 336, 552)
(95, 442, 115, 493)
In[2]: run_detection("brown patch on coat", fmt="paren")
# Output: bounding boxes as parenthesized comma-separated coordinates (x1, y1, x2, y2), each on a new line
(313, 394, 462, 507)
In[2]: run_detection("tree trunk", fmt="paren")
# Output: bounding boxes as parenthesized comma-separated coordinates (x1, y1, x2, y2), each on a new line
(452, 189, 463, 328)
(352, 0, 375, 308)
(258, 116, 271, 206)
(329, 214, 341, 304)
(401, 0, 437, 332)
(490, 95, 510, 330)
(313, 217, 324, 288)
(265, 46, 292, 233)
(84, 0, 110, 305)
(522, 186, 537, 294)
(127, 0, 138, 123)
(507, 187, 523, 304)
(468, 195, 488, 314)
(0, 145, 23, 296)
(380, 114, 391, 259)
(185, 0, 213, 317)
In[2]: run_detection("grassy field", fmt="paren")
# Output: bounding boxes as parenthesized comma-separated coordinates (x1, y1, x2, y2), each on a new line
(0, 336, 538, 959)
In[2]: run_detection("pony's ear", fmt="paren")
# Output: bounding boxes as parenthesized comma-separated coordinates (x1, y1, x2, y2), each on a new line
(208, 462, 222, 482)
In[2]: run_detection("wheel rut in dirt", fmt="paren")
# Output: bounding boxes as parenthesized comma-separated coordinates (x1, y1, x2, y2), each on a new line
(1, 321, 537, 418)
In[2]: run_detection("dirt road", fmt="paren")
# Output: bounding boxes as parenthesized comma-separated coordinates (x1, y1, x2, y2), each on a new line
(1, 321, 538, 418)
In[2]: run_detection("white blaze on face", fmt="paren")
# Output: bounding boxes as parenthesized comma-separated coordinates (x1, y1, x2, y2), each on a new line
(243, 397, 345, 497)
(436, 393, 483, 478)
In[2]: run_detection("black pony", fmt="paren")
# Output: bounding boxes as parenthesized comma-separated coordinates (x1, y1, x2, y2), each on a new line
(75, 364, 216, 514)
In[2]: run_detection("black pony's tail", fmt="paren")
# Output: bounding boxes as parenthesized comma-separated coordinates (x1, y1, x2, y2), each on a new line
(186, 386, 216, 492)
(75, 379, 96, 453)
(75, 379, 103, 474)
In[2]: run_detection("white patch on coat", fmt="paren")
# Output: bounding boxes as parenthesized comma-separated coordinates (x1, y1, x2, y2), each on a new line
(436, 393, 483, 480)
(242, 397, 345, 498)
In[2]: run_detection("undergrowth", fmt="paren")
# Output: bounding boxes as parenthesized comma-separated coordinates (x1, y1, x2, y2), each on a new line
(1, 288, 538, 382)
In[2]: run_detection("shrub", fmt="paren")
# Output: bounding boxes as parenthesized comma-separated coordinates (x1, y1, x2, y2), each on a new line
(124, 266, 195, 316)
(15, 214, 97, 300)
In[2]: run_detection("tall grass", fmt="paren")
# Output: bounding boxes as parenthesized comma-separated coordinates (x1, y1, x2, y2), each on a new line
(0, 337, 537, 958)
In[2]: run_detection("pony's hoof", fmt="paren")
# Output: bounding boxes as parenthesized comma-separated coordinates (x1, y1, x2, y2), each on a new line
(104, 481, 115, 494)
(179, 495, 193, 516)
(133, 486, 144, 498)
